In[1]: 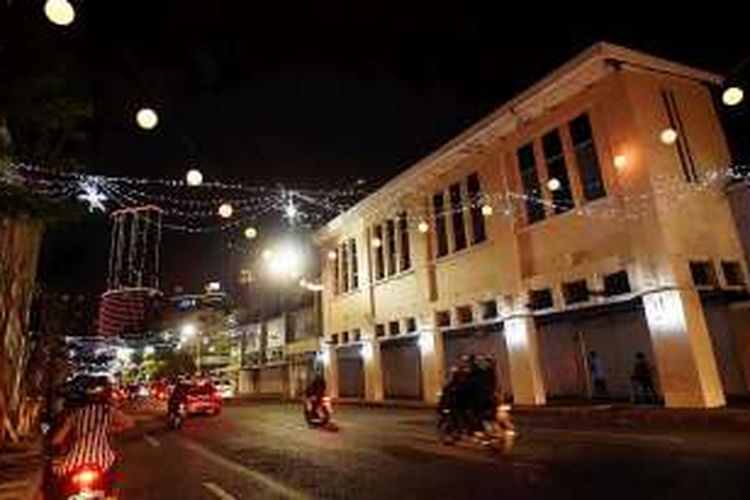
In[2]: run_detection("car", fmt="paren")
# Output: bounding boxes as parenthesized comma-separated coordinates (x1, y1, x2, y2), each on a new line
(213, 379, 235, 399)
(184, 381, 222, 415)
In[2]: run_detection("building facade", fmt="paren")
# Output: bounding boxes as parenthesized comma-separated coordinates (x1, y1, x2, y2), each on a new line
(316, 43, 750, 409)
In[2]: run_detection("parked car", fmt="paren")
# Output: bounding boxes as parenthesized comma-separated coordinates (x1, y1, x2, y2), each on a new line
(185, 381, 222, 415)
(213, 379, 235, 399)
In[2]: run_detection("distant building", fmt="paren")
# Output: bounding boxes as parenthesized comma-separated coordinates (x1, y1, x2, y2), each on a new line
(317, 42, 750, 408)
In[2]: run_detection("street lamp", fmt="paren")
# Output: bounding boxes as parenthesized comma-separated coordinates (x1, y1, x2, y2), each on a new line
(44, 0, 75, 26)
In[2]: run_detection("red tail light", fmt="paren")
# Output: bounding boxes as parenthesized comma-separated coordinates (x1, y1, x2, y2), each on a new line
(71, 466, 101, 489)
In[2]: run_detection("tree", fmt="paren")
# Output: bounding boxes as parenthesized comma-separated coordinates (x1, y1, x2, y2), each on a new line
(0, 1, 91, 446)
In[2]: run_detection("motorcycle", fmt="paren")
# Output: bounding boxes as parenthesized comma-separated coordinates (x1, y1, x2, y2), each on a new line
(57, 464, 116, 500)
(303, 395, 333, 427)
(436, 397, 516, 449)
(167, 402, 187, 430)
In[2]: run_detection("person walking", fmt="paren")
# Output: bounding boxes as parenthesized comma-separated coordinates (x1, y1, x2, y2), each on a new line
(587, 351, 608, 399)
(630, 352, 657, 404)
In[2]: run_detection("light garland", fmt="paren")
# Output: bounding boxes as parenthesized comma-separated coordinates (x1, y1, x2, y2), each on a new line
(6, 161, 749, 234)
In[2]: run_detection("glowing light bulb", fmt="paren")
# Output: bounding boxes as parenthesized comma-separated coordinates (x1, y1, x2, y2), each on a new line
(613, 155, 628, 170)
(660, 128, 678, 145)
(547, 178, 561, 191)
(371, 237, 382, 248)
(327, 250, 337, 260)
(44, 0, 75, 26)
(218, 203, 233, 218)
(722, 86, 744, 107)
(186, 169, 203, 186)
(244, 227, 258, 239)
(135, 108, 159, 130)
(417, 221, 429, 233)
(481, 204, 493, 216)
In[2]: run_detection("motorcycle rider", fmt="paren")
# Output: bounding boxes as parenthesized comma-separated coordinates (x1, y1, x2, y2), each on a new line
(167, 379, 190, 424)
(304, 372, 327, 420)
(49, 378, 133, 497)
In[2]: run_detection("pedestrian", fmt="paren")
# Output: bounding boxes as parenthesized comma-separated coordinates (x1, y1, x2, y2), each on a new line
(587, 350, 608, 399)
(630, 352, 657, 404)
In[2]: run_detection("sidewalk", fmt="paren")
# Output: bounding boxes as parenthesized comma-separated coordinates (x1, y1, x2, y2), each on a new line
(231, 394, 750, 431)
(0, 441, 44, 500)
(511, 402, 750, 432)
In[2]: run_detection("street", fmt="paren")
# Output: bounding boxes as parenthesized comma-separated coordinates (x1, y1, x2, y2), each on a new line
(116, 401, 750, 500)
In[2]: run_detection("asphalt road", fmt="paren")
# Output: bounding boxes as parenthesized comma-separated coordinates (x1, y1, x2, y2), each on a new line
(115, 400, 750, 500)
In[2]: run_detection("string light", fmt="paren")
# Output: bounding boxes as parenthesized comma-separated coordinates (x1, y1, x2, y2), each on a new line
(547, 178, 561, 191)
(76, 180, 107, 212)
(481, 205, 493, 216)
(417, 221, 429, 233)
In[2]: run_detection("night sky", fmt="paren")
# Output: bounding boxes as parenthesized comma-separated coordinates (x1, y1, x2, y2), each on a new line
(14, 1, 750, 296)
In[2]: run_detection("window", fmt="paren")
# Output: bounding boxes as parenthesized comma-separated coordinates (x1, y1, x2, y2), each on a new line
(433, 192, 449, 257)
(721, 261, 745, 286)
(661, 89, 698, 182)
(389, 320, 400, 336)
(435, 310, 451, 328)
(374, 225, 385, 280)
(604, 270, 631, 296)
(529, 289, 554, 310)
(563, 280, 590, 305)
(398, 212, 411, 271)
(375, 324, 386, 338)
(352, 328, 362, 342)
(456, 306, 473, 324)
(480, 300, 498, 320)
(405, 317, 417, 333)
(331, 333, 339, 345)
(332, 249, 340, 295)
(340, 242, 349, 293)
(517, 143, 546, 223)
(449, 183, 467, 251)
(569, 113, 606, 200)
(386, 219, 397, 276)
(690, 261, 718, 287)
(349, 238, 359, 289)
(342, 331, 349, 344)
(542, 129, 574, 214)
(466, 173, 487, 243)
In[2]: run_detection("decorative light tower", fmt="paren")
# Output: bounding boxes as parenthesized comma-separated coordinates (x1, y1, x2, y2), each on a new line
(98, 206, 164, 337)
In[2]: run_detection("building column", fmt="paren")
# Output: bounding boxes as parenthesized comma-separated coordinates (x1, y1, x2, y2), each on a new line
(504, 314, 546, 406)
(323, 345, 339, 399)
(643, 288, 726, 408)
(728, 304, 750, 396)
(363, 339, 383, 401)
(419, 326, 445, 404)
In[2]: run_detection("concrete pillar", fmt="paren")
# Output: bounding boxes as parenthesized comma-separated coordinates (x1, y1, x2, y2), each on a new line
(323, 345, 339, 398)
(238, 369, 252, 395)
(363, 339, 383, 401)
(504, 314, 546, 406)
(419, 326, 445, 404)
(643, 288, 725, 408)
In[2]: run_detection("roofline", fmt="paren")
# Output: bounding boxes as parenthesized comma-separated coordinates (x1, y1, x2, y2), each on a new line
(316, 42, 724, 242)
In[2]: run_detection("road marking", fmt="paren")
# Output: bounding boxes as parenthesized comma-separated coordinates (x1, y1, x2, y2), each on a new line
(178, 438, 310, 500)
(203, 482, 237, 500)
(144, 434, 161, 448)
